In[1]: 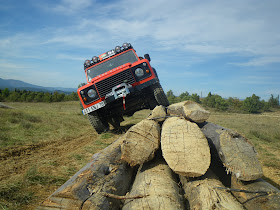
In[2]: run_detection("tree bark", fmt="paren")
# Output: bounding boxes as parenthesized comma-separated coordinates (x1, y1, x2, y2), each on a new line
(121, 119, 160, 167)
(201, 122, 263, 181)
(167, 100, 210, 123)
(37, 136, 135, 210)
(161, 117, 211, 177)
(231, 176, 280, 210)
(122, 155, 184, 210)
(180, 170, 244, 210)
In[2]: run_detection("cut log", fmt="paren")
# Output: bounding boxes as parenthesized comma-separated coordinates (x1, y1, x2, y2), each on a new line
(37, 136, 135, 210)
(122, 155, 184, 210)
(201, 122, 263, 181)
(180, 170, 244, 210)
(121, 119, 160, 166)
(161, 117, 211, 177)
(0, 102, 14, 109)
(231, 176, 280, 210)
(147, 105, 167, 122)
(167, 100, 210, 123)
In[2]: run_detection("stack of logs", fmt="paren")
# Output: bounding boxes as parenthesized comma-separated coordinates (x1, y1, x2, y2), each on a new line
(37, 101, 280, 210)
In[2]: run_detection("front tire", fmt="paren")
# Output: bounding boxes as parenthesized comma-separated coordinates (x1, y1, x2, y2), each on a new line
(152, 83, 169, 107)
(87, 112, 109, 134)
(108, 115, 123, 129)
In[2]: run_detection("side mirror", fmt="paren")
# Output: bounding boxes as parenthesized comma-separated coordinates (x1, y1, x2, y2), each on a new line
(144, 54, 151, 62)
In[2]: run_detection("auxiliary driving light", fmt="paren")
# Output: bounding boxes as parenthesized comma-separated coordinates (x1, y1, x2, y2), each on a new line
(84, 60, 91, 67)
(92, 56, 99, 63)
(115, 46, 121, 53)
(122, 42, 130, 49)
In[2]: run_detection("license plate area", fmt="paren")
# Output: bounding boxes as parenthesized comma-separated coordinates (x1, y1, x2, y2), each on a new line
(82, 101, 106, 115)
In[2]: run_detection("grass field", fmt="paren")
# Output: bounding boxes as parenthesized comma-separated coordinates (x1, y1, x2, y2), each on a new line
(0, 102, 279, 209)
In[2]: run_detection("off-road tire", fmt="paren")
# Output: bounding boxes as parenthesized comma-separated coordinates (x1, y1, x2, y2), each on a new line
(87, 112, 109, 134)
(152, 83, 170, 107)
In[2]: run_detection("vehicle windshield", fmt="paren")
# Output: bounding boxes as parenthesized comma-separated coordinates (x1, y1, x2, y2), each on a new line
(87, 50, 138, 81)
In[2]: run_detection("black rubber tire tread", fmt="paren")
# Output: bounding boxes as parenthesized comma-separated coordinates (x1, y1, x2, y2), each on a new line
(88, 112, 109, 134)
(152, 83, 170, 107)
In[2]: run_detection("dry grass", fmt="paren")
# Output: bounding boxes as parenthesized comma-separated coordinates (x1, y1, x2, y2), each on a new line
(0, 102, 279, 209)
(0, 102, 119, 209)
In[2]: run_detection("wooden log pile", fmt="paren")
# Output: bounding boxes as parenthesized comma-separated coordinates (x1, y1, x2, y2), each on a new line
(38, 101, 280, 210)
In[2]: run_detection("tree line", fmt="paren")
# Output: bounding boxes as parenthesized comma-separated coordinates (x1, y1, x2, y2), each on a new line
(166, 90, 280, 113)
(0, 88, 79, 103)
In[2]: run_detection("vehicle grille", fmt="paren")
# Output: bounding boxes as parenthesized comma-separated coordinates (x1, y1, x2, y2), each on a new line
(95, 69, 135, 98)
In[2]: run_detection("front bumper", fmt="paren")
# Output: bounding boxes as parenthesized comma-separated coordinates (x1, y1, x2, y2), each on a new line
(105, 78, 159, 104)
(82, 78, 159, 115)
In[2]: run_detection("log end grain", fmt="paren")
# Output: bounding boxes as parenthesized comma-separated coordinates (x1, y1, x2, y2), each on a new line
(161, 117, 211, 177)
(121, 119, 160, 167)
(219, 130, 263, 181)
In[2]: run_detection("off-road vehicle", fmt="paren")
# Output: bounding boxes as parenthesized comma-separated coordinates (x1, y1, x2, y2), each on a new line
(77, 43, 169, 133)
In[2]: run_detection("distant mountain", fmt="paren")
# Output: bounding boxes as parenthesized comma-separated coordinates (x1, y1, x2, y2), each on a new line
(0, 78, 77, 93)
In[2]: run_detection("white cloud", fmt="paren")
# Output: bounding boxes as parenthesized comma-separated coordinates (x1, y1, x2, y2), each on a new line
(41, 0, 275, 68)
(18, 0, 278, 67)
(49, 0, 93, 14)
(232, 56, 280, 66)
(1, 0, 280, 90)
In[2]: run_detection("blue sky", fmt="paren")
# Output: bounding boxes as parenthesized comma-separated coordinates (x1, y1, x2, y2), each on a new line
(0, 0, 279, 100)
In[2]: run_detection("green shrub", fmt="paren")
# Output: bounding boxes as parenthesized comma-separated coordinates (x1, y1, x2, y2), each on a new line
(242, 94, 263, 113)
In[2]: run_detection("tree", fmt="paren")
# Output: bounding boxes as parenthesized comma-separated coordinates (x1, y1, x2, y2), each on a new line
(26, 92, 36, 102)
(242, 94, 263, 113)
(166, 90, 177, 104)
(190, 93, 201, 103)
(0, 90, 4, 102)
(228, 97, 242, 111)
(34, 92, 44, 102)
(65, 92, 79, 101)
(178, 91, 190, 101)
(268, 94, 279, 108)
(20, 92, 28, 102)
(203, 92, 216, 108)
(2, 88, 10, 98)
(43, 92, 52, 103)
(214, 95, 228, 111)
(7, 91, 21, 102)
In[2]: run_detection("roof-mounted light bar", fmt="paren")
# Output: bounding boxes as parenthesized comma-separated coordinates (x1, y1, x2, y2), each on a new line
(84, 42, 133, 69)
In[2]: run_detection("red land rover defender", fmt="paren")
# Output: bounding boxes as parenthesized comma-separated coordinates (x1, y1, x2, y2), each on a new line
(77, 43, 169, 133)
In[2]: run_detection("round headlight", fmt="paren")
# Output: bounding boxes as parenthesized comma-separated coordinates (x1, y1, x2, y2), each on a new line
(87, 89, 97, 98)
(122, 42, 129, 49)
(84, 60, 91, 67)
(115, 46, 121, 53)
(92, 56, 99, 63)
(135, 68, 144, 77)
